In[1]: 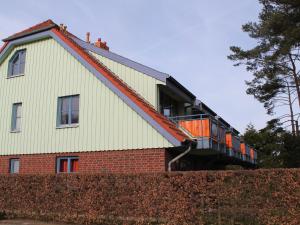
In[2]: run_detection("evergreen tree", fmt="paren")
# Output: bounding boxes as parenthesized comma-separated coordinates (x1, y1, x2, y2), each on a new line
(281, 134, 300, 167)
(243, 120, 285, 168)
(243, 120, 300, 168)
(228, 0, 300, 133)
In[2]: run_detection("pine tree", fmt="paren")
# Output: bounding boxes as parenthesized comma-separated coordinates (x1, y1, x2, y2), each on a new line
(228, 0, 300, 133)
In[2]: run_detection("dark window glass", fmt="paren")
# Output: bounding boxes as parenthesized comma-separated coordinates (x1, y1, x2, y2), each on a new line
(71, 95, 79, 124)
(61, 97, 69, 112)
(71, 111, 79, 124)
(57, 95, 79, 126)
(11, 103, 22, 132)
(211, 123, 218, 140)
(159, 89, 179, 117)
(70, 158, 79, 172)
(59, 159, 68, 172)
(12, 54, 20, 75)
(71, 95, 79, 110)
(10, 159, 20, 174)
(60, 97, 69, 125)
(61, 112, 69, 125)
(8, 49, 26, 76)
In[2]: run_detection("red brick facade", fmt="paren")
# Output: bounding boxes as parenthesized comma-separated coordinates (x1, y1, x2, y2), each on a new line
(0, 149, 169, 174)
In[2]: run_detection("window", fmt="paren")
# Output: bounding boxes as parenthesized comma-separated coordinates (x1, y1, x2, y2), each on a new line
(163, 108, 171, 117)
(11, 103, 22, 132)
(8, 49, 26, 77)
(211, 123, 218, 140)
(57, 95, 79, 127)
(56, 157, 79, 173)
(10, 159, 20, 174)
(159, 90, 179, 117)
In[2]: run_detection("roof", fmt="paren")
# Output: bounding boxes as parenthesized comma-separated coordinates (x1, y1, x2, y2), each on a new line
(72, 35, 196, 104)
(167, 76, 196, 100)
(71, 36, 170, 82)
(72, 36, 198, 101)
(2, 19, 57, 42)
(1, 20, 189, 146)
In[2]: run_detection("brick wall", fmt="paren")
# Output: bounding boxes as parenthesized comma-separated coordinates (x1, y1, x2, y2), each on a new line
(0, 148, 168, 174)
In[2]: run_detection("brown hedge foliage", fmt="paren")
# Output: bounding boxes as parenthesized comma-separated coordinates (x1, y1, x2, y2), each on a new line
(0, 169, 299, 225)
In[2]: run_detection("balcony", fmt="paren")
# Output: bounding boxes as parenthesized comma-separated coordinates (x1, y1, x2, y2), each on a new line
(169, 114, 227, 154)
(226, 132, 241, 158)
(241, 143, 257, 164)
(169, 114, 257, 165)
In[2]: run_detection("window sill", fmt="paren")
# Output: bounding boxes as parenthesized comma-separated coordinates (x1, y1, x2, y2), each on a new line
(10, 130, 21, 133)
(56, 124, 79, 129)
(7, 74, 25, 79)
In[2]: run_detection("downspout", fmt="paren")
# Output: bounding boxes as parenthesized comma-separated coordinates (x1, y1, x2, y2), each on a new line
(168, 142, 193, 172)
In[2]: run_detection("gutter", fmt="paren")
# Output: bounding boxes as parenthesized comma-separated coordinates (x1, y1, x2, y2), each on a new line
(168, 141, 195, 172)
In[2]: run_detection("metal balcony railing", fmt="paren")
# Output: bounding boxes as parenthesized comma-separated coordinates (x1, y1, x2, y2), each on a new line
(169, 114, 227, 153)
(169, 114, 258, 165)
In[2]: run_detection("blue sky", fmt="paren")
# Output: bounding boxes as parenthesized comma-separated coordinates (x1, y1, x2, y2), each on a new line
(0, 0, 274, 132)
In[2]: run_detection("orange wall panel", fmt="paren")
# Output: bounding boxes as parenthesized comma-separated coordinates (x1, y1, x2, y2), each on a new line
(240, 143, 246, 155)
(179, 119, 210, 137)
(226, 133, 233, 149)
(250, 148, 254, 160)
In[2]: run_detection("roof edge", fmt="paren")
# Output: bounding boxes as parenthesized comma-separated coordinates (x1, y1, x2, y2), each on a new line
(2, 19, 57, 42)
(167, 76, 196, 100)
(71, 36, 170, 82)
(3, 24, 57, 42)
(0, 31, 53, 65)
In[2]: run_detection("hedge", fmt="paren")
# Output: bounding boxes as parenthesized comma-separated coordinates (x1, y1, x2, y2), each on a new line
(0, 169, 299, 224)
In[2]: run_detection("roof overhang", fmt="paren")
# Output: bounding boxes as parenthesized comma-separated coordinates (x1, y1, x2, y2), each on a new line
(0, 31, 53, 65)
(166, 76, 196, 101)
(3, 24, 57, 42)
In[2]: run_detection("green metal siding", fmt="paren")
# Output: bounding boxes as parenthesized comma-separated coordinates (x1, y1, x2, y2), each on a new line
(0, 38, 172, 155)
(90, 51, 165, 108)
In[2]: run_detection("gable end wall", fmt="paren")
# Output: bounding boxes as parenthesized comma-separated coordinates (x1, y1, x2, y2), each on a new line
(0, 37, 173, 156)
(90, 51, 164, 109)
